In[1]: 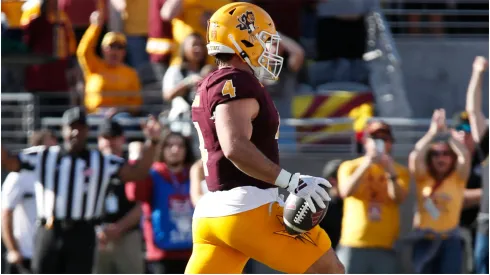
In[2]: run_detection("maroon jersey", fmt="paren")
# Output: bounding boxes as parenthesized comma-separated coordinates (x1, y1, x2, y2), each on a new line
(192, 67, 280, 192)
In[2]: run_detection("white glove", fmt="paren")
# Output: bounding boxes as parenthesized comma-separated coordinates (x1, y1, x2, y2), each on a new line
(275, 170, 332, 213)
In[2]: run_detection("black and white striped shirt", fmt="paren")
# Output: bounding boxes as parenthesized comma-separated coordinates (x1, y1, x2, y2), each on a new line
(17, 145, 126, 221)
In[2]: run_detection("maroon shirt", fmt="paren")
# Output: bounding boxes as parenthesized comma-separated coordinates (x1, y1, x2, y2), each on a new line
(58, 0, 97, 28)
(23, 15, 71, 92)
(192, 67, 280, 192)
(148, 0, 173, 63)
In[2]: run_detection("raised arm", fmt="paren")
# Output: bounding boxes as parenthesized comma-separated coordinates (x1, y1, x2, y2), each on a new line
(160, 0, 183, 21)
(77, 11, 105, 77)
(409, 109, 446, 177)
(466, 56, 488, 143)
(117, 117, 161, 182)
(448, 132, 471, 180)
(279, 32, 305, 73)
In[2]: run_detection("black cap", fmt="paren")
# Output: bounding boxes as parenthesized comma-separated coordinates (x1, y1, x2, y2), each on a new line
(322, 159, 343, 180)
(98, 120, 124, 137)
(62, 107, 87, 126)
(453, 111, 471, 133)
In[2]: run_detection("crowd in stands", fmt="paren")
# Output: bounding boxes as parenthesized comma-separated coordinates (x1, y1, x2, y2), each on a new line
(1, 0, 489, 274)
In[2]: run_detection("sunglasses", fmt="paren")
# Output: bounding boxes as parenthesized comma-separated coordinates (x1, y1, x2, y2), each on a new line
(109, 43, 125, 50)
(430, 150, 451, 157)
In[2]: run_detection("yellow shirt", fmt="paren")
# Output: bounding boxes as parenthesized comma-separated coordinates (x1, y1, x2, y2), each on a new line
(123, 0, 148, 35)
(77, 24, 142, 113)
(2, 0, 24, 28)
(413, 171, 466, 232)
(338, 157, 410, 249)
(170, 0, 231, 65)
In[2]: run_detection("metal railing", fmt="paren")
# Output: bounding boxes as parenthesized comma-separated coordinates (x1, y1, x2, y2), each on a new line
(382, 0, 489, 37)
(39, 116, 359, 155)
(1, 93, 35, 151)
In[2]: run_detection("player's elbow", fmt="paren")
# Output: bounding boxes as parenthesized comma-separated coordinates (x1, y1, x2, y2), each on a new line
(221, 139, 245, 162)
(222, 145, 239, 161)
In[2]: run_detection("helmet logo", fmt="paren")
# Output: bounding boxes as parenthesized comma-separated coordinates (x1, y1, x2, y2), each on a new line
(209, 22, 219, 41)
(236, 11, 258, 42)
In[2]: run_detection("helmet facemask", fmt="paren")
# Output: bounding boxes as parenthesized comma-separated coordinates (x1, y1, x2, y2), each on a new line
(228, 29, 284, 81)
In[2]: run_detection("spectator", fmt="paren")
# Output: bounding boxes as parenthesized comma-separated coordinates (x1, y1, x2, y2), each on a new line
(408, 108, 471, 274)
(147, 0, 173, 67)
(465, 56, 489, 274)
(452, 111, 482, 273)
(319, 159, 343, 250)
(312, 0, 378, 85)
(337, 120, 409, 273)
(1, 0, 24, 40)
(1, 129, 57, 274)
(93, 120, 145, 274)
(162, 33, 212, 137)
(0, 107, 161, 274)
(160, 0, 231, 65)
(77, 11, 142, 117)
(189, 159, 207, 207)
(108, 0, 149, 69)
(127, 131, 196, 274)
(21, 0, 78, 117)
(251, 0, 304, 42)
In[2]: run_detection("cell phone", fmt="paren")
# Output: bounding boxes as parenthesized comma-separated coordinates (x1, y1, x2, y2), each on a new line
(374, 139, 385, 154)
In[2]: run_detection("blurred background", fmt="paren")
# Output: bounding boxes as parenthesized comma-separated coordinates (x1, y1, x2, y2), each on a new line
(0, 0, 488, 274)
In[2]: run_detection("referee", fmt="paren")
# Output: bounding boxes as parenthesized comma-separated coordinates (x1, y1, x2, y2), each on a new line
(1, 107, 161, 273)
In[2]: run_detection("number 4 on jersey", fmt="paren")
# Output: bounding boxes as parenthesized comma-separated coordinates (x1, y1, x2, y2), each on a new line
(221, 80, 236, 98)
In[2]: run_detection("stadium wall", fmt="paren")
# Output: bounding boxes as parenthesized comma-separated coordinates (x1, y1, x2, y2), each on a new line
(396, 38, 489, 118)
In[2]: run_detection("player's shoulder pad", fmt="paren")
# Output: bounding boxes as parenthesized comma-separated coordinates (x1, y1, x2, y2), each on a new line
(204, 68, 262, 111)
(206, 68, 261, 99)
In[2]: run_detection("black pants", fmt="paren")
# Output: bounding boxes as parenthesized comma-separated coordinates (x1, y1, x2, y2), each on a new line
(5, 259, 31, 274)
(32, 222, 96, 274)
(148, 259, 189, 274)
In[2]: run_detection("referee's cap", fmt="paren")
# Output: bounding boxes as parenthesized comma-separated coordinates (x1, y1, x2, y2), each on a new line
(62, 107, 87, 126)
(98, 120, 124, 138)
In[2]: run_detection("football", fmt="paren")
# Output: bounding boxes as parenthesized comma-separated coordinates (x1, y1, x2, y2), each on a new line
(283, 185, 329, 235)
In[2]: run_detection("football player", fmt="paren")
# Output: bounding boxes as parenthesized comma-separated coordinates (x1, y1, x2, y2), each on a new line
(186, 2, 344, 274)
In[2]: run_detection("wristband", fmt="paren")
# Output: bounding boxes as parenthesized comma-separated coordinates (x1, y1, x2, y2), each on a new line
(274, 169, 292, 189)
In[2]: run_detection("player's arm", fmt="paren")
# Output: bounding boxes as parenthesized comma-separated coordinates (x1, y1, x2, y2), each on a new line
(466, 56, 488, 143)
(215, 98, 282, 184)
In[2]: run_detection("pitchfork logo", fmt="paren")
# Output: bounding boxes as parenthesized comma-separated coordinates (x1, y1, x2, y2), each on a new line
(236, 11, 258, 43)
(311, 210, 324, 225)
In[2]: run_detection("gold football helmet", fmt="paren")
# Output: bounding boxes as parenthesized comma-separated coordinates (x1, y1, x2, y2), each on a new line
(206, 2, 283, 80)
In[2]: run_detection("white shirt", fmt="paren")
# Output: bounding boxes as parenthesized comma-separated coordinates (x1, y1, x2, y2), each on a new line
(193, 186, 281, 218)
(2, 172, 37, 258)
(163, 65, 200, 137)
